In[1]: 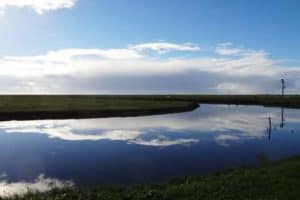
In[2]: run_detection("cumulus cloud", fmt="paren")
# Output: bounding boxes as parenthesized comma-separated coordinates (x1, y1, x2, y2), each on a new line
(129, 42, 200, 54)
(0, 42, 299, 94)
(215, 82, 257, 94)
(0, 44, 277, 78)
(215, 43, 244, 56)
(0, 0, 76, 15)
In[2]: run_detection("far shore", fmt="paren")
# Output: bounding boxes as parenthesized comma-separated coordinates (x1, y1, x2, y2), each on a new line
(0, 94, 299, 121)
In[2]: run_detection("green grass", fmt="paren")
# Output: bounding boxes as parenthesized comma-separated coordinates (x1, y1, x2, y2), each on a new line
(9, 156, 300, 200)
(0, 95, 199, 120)
(0, 95, 193, 112)
(168, 94, 300, 108)
(113, 94, 300, 108)
(0, 94, 299, 120)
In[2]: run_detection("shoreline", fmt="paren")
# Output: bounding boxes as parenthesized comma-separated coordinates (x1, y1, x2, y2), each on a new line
(0, 95, 299, 121)
(0, 102, 199, 121)
(10, 155, 300, 200)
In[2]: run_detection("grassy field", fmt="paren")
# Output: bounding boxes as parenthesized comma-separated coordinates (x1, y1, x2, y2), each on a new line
(0, 95, 199, 120)
(0, 95, 299, 120)
(111, 94, 300, 108)
(169, 94, 300, 108)
(10, 155, 300, 200)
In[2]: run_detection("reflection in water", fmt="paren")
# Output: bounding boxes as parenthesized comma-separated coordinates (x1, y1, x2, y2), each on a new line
(215, 134, 240, 146)
(266, 107, 296, 140)
(0, 104, 299, 189)
(0, 174, 73, 198)
(281, 107, 285, 128)
(0, 105, 297, 147)
(268, 117, 272, 141)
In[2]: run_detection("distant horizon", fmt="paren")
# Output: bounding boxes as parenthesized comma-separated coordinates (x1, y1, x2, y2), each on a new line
(0, 94, 297, 96)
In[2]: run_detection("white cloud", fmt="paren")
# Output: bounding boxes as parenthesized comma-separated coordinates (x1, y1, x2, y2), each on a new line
(0, 42, 299, 94)
(5, 48, 143, 62)
(0, 174, 73, 198)
(0, 0, 76, 15)
(129, 42, 200, 54)
(215, 42, 266, 57)
(215, 43, 244, 56)
(0, 44, 279, 78)
(215, 82, 257, 94)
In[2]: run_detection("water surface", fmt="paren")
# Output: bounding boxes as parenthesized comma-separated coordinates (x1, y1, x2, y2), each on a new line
(0, 104, 299, 196)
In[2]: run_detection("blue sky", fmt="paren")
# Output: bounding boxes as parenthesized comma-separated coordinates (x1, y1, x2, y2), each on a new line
(0, 0, 300, 94)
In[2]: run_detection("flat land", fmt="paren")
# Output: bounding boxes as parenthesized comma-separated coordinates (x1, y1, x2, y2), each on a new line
(168, 94, 300, 108)
(14, 155, 300, 200)
(0, 95, 299, 120)
(0, 95, 198, 121)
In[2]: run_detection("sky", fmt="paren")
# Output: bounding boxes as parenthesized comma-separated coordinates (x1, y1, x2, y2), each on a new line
(0, 0, 300, 94)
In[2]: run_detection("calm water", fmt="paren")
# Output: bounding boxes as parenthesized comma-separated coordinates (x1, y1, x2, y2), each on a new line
(0, 104, 300, 196)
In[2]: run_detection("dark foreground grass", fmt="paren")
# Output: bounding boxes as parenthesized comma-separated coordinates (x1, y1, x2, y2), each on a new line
(9, 156, 300, 200)
(0, 94, 299, 120)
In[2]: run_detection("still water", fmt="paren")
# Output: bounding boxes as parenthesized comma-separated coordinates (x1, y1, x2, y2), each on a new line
(0, 104, 299, 196)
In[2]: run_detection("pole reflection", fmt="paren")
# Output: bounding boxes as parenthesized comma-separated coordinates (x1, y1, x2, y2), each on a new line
(267, 107, 288, 140)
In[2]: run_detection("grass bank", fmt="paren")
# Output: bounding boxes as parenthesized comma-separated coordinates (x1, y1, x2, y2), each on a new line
(169, 94, 300, 108)
(112, 94, 300, 108)
(0, 95, 199, 121)
(0, 95, 299, 120)
(11, 156, 300, 200)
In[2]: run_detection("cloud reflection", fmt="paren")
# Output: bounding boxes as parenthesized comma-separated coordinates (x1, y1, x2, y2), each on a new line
(0, 174, 73, 198)
(215, 134, 240, 146)
(0, 105, 298, 147)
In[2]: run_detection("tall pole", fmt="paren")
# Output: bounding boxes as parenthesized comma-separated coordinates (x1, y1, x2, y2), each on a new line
(281, 79, 285, 96)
